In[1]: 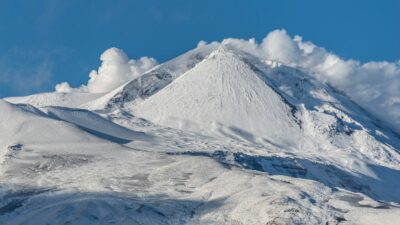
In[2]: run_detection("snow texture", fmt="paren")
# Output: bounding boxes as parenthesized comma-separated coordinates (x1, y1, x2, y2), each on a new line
(1, 35, 400, 225)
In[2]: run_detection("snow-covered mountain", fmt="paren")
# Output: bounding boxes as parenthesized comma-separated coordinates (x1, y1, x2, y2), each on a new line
(133, 47, 302, 146)
(1, 43, 400, 225)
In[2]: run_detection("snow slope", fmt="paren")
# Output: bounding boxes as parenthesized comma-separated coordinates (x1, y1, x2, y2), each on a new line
(41, 106, 150, 143)
(5, 92, 104, 108)
(0, 99, 130, 183)
(133, 47, 301, 146)
(0, 100, 103, 151)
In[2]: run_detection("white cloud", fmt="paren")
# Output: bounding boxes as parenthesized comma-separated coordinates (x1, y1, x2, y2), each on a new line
(221, 29, 400, 133)
(197, 40, 208, 48)
(56, 47, 158, 94)
(54, 82, 72, 93)
(261, 29, 302, 66)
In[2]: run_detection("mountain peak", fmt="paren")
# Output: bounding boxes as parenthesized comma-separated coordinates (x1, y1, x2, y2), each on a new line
(132, 45, 301, 145)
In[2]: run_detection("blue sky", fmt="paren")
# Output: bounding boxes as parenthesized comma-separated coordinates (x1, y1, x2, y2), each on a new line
(0, 0, 398, 97)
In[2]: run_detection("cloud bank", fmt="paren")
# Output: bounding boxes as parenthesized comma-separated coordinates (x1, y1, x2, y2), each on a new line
(221, 29, 400, 133)
(56, 47, 158, 93)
